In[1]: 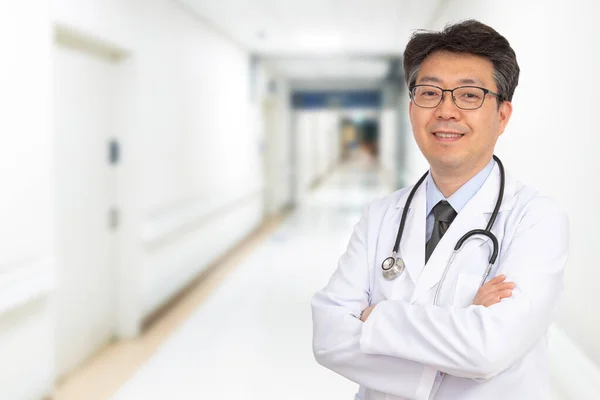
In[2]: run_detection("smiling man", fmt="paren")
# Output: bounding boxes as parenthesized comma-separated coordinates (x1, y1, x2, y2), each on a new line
(408, 49, 512, 197)
(312, 20, 569, 400)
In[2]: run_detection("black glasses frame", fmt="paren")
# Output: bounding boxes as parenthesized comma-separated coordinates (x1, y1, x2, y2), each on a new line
(409, 84, 505, 110)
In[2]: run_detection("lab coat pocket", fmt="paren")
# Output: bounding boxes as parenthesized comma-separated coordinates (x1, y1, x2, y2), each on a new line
(453, 273, 482, 308)
(372, 267, 412, 304)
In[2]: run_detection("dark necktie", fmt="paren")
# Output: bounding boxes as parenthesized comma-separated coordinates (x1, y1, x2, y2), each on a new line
(425, 201, 457, 263)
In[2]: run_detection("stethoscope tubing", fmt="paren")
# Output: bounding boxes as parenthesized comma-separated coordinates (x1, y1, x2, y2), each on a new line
(389, 171, 429, 258)
(384, 155, 506, 301)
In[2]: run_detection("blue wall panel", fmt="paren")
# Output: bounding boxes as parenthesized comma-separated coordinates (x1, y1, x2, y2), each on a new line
(291, 90, 381, 109)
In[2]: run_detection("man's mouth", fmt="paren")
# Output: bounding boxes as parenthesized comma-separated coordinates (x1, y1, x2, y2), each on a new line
(432, 131, 465, 140)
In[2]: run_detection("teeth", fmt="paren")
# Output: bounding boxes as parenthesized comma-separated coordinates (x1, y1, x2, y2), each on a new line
(435, 132, 462, 138)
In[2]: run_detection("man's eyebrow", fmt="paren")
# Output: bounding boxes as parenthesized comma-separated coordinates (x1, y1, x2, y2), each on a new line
(418, 76, 441, 84)
(458, 77, 485, 86)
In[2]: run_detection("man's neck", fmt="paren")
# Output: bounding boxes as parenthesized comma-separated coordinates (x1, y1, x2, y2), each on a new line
(430, 159, 492, 198)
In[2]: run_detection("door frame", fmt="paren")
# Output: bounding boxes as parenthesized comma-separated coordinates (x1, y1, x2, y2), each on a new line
(53, 24, 136, 378)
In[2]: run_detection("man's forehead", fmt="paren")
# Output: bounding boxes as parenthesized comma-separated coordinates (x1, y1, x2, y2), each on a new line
(417, 75, 487, 87)
(416, 51, 495, 87)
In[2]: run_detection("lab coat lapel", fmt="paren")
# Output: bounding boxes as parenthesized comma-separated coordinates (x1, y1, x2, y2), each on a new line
(394, 179, 427, 286)
(409, 164, 507, 304)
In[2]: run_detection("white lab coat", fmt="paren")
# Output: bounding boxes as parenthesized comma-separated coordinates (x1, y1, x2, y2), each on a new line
(311, 164, 569, 400)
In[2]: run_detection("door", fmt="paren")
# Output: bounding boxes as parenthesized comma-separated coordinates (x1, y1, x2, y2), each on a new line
(53, 37, 119, 377)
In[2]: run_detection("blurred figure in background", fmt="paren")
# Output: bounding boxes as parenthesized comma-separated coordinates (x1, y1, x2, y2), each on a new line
(356, 119, 379, 158)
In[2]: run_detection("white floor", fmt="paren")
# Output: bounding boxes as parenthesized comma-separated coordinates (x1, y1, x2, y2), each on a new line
(110, 160, 390, 400)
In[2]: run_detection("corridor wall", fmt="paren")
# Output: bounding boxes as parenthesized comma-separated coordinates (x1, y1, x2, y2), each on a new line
(3, 0, 273, 393)
(257, 67, 294, 217)
(51, 0, 265, 339)
(294, 110, 340, 202)
(380, 108, 398, 185)
(0, 2, 54, 399)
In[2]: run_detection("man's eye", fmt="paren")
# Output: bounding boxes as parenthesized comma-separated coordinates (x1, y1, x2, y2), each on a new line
(459, 91, 482, 100)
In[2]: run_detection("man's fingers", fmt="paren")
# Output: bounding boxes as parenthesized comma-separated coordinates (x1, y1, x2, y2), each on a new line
(480, 280, 515, 295)
(472, 275, 515, 307)
(477, 286, 510, 302)
(485, 298, 500, 307)
(486, 275, 506, 285)
(487, 289, 513, 302)
(494, 282, 515, 291)
(482, 295, 501, 307)
(481, 289, 513, 307)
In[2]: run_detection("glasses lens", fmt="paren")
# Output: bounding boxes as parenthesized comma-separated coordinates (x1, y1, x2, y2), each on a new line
(453, 87, 485, 109)
(412, 86, 442, 108)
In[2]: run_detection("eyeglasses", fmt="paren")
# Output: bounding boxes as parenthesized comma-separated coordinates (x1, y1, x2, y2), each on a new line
(409, 84, 504, 110)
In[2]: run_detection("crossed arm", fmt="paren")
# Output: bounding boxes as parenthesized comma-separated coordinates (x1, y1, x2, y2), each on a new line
(360, 274, 513, 323)
(312, 198, 569, 393)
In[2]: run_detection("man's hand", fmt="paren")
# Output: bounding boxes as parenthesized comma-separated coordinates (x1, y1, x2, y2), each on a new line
(360, 275, 513, 321)
(360, 304, 376, 322)
(472, 274, 515, 307)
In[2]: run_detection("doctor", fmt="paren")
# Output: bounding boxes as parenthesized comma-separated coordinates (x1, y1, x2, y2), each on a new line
(311, 19, 569, 400)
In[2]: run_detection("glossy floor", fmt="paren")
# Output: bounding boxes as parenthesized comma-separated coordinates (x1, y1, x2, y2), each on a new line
(109, 157, 389, 400)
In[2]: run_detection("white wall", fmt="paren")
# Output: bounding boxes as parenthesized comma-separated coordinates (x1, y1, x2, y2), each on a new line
(53, 0, 263, 337)
(294, 110, 340, 201)
(258, 68, 293, 216)
(407, 0, 600, 397)
(0, 0, 55, 398)
(295, 111, 316, 200)
(380, 108, 399, 184)
(50, 0, 265, 337)
(316, 111, 340, 177)
(1, 0, 267, 394)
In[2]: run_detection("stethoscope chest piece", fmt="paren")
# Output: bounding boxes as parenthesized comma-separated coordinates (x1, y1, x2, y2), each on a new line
(382, 256, 405, 280)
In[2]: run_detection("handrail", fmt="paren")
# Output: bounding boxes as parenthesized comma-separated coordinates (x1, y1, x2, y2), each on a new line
(0, 257, 55, 316)
(141, 189, 263, 250)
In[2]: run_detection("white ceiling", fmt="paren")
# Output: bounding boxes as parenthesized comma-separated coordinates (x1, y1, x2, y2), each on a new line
(178, 0, 445, 80)
(267, 57, 390, 80)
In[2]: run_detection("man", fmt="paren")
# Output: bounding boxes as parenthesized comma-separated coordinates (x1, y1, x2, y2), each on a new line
(311, 20, 569, 400)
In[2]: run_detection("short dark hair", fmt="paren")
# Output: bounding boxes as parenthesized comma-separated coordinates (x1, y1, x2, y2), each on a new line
(403, 19, 520, 102)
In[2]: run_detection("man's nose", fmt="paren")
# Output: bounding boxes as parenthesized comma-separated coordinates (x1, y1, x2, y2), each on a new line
(435, 91, 460, 120)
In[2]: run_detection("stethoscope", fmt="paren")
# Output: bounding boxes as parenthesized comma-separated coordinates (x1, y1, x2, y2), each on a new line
(381, 155, 505, 305)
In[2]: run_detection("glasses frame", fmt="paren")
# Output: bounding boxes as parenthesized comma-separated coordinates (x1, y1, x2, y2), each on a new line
(409, 84, 505, 110)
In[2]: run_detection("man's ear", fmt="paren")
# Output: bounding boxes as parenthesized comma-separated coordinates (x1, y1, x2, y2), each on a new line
(497, 101, 513, 136)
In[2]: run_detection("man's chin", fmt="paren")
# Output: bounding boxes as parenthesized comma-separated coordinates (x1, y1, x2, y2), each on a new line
(429, 154, 465, 171)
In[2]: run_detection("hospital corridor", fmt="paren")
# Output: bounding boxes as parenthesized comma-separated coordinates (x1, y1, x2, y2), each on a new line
(2, 0, 600, 399)
(82, 156, 390, 400)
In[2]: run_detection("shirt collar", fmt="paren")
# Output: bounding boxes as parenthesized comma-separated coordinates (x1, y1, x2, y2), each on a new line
(426, 158, 496, 216)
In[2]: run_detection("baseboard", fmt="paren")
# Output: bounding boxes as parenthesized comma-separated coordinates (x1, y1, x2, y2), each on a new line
(549, 324, 600, 400)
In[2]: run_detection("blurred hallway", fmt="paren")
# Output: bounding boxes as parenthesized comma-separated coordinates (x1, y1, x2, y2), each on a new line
(55, 154, 390, 400)
(3, 1, 600, 399)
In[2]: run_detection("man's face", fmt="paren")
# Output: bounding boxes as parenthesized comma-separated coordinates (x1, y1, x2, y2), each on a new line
(409, 51, 512, 174)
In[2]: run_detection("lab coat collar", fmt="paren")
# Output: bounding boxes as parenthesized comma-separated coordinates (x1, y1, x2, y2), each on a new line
(394, 163, 517, 303)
